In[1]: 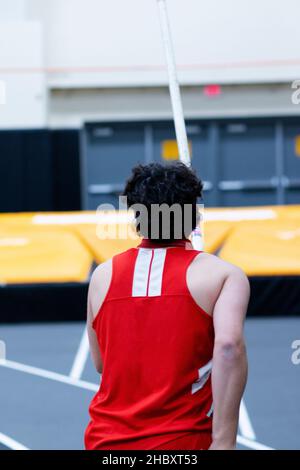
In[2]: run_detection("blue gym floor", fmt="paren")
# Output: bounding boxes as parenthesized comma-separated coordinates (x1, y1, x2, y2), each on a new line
(0, 318, 299, 450)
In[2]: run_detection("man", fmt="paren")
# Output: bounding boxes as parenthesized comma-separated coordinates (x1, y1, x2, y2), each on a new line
(85, 162, 249, 450)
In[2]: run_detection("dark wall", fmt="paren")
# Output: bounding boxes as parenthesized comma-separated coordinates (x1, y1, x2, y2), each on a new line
(0, 130, 52, 212)
(51, 130, 81, 211)
(0, 129, 81, 213)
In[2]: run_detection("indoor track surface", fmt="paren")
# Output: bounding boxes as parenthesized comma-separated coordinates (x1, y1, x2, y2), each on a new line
(0, 318, 299, 450)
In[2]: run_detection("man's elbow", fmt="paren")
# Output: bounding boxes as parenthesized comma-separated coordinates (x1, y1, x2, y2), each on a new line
(214, 338, 246, 363)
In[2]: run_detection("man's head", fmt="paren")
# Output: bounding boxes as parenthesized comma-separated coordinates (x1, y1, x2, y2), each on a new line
(123, 162, 203, 242)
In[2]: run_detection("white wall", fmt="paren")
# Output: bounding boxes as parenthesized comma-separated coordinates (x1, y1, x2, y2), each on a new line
(26, 0, 300, 88)
(49, 84, 300, 129)
(0, 0, 27, 19)
(1, 0, 299, 128)
(0, 21, 46, 129)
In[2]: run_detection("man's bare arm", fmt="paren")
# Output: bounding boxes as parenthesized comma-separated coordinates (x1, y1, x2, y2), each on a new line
(210, 267, 250, 450)
(87, 286, 103, 374)
(86, 260, 112, 374)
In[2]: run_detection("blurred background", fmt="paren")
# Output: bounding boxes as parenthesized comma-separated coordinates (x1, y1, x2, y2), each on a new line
(0, 0, 299, 450)
(1, 0, 300, 211)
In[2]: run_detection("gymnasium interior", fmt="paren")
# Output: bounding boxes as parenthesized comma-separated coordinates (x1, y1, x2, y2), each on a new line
(0, 0, 299, 450)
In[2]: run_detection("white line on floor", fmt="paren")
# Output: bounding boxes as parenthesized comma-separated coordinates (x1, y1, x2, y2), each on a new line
(0, 359, 275, 451)
(0, 359, 98, 393)
(0, 432, 29, 450)
(69, 327, 90, 380)
(237, 435, 274, 450)
(239, 399, 256, 440)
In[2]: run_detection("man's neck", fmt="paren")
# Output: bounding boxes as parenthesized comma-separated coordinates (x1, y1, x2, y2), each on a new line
(139, 238, 192, 249)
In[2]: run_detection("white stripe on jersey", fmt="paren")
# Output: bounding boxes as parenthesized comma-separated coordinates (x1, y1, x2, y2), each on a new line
(191, 359, 213, 395)
(132, 249, 153, 297)
(148, 249, 167, 297)
(132, 248, 167, 298)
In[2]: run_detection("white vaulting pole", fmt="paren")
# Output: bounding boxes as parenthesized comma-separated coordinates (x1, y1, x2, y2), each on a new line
(157, 0, 191, 167)
(156, 0, 203, 250)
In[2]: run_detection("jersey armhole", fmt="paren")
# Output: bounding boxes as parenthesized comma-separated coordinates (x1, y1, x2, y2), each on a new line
(92, 258, 115, 330)
(185, 251, 213, 320)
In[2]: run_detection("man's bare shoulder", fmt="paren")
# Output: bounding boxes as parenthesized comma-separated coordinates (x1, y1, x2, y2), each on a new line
(193, 251, 247, 279)
(89, 259, 113, 315)
(187, 252, 249, 314)
(90, 259, 112, 286)
(189, 252, 249, 295)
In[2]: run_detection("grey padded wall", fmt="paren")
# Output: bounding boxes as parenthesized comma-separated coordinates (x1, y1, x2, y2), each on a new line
(81, 118, 300, 210)
(82, 123, 145, 209)
(219, 121, 277, 206)
(284, 123, 300, 204)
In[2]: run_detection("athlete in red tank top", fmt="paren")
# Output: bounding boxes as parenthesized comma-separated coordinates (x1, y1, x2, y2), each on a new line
(85, 163, 249, 451)
(85, 239, 214, 450)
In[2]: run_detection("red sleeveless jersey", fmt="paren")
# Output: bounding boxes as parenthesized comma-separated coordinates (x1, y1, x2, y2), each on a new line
(85, 240, 214, 450)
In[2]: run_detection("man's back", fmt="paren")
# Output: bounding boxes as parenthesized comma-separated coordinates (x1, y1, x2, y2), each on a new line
(85, 240, 219, 450)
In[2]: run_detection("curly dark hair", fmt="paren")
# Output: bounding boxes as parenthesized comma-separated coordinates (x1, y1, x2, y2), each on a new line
(123, 162, 203, 241)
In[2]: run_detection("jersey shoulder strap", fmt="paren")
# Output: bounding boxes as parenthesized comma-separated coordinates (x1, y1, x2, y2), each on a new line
(161, 248, 202, 296)
(105, 248, 138, 300)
